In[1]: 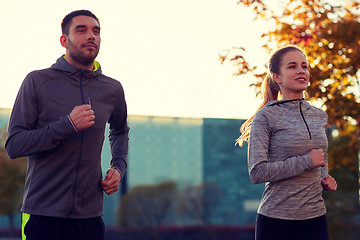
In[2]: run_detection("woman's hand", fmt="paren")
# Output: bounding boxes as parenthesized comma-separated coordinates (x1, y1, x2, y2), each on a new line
(308, 149, 326, 167)
(321, 175, 337, 191)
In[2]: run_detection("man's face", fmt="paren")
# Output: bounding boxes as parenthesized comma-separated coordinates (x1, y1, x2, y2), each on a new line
(62, 15, 101, 68)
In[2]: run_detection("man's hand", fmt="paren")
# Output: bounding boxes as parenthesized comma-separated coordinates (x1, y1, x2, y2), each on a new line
(321, 175, 337, 191)
(69, 104, 95, 131)
(101, 168, 122, 195)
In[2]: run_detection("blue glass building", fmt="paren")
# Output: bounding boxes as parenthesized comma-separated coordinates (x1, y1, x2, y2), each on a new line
(0, 109, 263, 229)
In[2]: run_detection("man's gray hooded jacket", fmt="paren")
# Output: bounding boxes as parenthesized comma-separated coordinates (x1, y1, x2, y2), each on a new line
(6, 56, 129, 218)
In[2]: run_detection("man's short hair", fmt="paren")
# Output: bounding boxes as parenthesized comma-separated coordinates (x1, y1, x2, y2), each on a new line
(61, 10, 100, 35)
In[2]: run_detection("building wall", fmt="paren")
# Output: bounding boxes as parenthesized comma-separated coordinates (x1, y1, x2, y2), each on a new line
(0, 109, 10, 129)
(0, 110, 262, 229)
(203, 118, 263, 225)
(101, 115, 204, 226)
(126, 115, 203, 188)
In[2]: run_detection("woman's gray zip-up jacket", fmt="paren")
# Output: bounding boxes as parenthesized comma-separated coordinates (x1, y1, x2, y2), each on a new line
(5, 56, 129, 219)
(248, 98, 329, 220)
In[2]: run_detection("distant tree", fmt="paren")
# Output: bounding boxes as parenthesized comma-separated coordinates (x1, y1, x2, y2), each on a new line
(118, 181, 178, 227)
(220, 0, 360, 170)
(178, 182, 221, 225)
(0, 128, 26, 233)
(177, 185, 204, 224)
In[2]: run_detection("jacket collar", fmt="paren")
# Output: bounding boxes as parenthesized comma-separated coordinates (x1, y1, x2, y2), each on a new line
(51, 55, 102, 77)
(50, 56, 103, 87)
(267, 98, 304, 106)
(266, 98, 311, 110)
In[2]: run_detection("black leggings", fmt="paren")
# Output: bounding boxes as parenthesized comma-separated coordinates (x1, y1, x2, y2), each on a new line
(23, 214, 105, 240)
(256, 214, 329, 240)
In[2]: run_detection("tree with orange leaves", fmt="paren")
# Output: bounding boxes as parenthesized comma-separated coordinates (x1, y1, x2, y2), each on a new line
(221, 0, 360, 171)
(221, 1, 360, 237)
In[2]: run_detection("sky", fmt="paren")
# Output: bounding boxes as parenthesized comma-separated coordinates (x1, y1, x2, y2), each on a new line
(0, 0, 277, 119)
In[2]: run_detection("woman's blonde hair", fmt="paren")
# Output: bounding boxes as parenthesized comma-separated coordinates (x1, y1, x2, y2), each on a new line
(236, 45, 306, 146)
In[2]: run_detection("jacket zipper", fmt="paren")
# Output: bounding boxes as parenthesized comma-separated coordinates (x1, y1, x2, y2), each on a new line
(299, 100, 312, 140)
(69, 72, 85, 216)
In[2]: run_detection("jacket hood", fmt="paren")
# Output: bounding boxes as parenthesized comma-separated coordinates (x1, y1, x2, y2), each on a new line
(266, 98, 311, 110)
(51, 55, 102, 82)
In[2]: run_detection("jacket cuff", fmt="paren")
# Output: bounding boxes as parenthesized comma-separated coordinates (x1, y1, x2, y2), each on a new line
(111, 159, 127, 180)
(67, 115, 78, 132)
(305, 154, 314, 169)
(51, 115, 79, 143)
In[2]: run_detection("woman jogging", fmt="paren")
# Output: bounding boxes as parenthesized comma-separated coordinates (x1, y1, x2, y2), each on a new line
(237, 45, 337, 240)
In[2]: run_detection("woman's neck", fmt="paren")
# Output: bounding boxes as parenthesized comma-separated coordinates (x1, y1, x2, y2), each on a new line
(280, 91, 304, 100)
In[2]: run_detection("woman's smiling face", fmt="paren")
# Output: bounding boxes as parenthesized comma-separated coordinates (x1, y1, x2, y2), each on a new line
(273, 50, 310, 100)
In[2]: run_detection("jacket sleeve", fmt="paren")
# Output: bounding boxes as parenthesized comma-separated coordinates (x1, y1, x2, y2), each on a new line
(5, 73, 76, 159)
(321, 112, 330, 179)
(320, 154, 329, 179)
(108, 83, 129, 179)
(248, 110, 314, 184)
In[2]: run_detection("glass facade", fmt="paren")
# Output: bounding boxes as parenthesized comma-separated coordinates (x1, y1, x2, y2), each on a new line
(0, 110, 263, 229)
(126, 115, 203, 188)
(203, 118, 263, 225)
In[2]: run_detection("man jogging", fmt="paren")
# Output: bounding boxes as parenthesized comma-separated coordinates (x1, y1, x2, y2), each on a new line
(5, 10, 129, 240)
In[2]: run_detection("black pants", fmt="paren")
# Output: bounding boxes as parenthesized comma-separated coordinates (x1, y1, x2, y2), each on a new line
(256, 214, 329, 240)
(23, 214, 105, 240)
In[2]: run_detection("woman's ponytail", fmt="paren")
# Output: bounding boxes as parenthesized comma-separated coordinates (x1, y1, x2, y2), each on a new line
(235, 74, 280, 146)
(235, 45, 305, 147)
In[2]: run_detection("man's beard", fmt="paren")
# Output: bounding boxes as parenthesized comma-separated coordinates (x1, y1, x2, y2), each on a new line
(68, 40, 99, 66)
